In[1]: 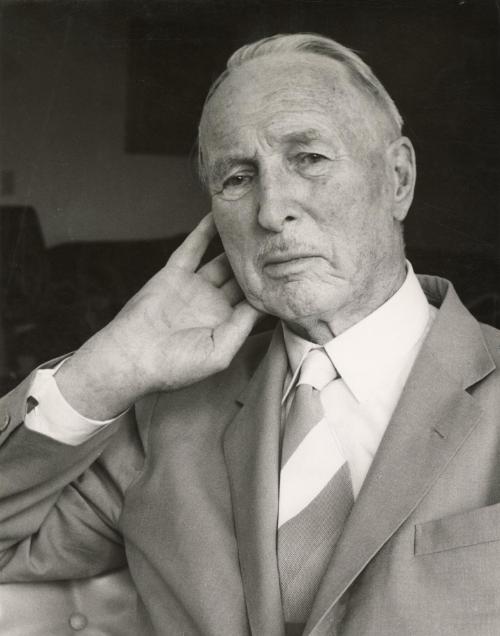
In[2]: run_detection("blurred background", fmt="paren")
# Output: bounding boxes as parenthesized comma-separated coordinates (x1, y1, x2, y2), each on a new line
(0, 0, 499, 392)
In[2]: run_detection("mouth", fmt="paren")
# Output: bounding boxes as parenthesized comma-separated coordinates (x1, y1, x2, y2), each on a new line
(263, 254, 322, 278)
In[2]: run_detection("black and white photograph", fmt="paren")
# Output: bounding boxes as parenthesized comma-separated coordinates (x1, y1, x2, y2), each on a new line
(0, 1, 499, 634)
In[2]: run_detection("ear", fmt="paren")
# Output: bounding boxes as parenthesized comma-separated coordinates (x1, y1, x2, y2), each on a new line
(386, 136, 416, 222)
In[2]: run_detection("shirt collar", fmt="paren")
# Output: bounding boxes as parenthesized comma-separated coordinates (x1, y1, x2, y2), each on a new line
(282, 261, 431, 403)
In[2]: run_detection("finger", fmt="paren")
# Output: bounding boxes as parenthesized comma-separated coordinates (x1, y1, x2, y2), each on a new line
(168, 213, 217, 271)
(221, 278, 245, 306)
(198, 253, 233, 287)
(212, 302, 264, 366)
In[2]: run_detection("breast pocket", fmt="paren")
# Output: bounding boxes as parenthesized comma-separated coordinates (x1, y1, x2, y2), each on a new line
(415, 502, 500, 556)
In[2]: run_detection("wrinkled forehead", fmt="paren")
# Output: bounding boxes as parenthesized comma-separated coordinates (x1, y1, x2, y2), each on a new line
(198, 53, 380, 162)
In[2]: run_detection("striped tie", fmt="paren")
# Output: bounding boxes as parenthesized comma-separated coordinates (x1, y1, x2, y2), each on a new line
(278, 348, 354, 634)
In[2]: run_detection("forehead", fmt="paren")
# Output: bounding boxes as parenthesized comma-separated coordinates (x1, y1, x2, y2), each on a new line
(199, 53, 375, 162)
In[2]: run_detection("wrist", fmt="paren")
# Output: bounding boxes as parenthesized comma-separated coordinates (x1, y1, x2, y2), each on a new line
(54, 329, 144, 420)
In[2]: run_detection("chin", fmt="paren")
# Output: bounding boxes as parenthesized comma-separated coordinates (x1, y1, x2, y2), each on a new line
(261, 286, 336, 323)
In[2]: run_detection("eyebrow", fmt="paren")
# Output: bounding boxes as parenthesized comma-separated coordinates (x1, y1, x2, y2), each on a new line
(279, 129, 322, 145)
(207, 129, 325, 183)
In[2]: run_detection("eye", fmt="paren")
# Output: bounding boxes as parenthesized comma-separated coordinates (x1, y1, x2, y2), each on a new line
(217, 173, 254, 201)
(299, 153, 326, 164)
(295, 152, 331, 176)
(224, 174, 251, 188)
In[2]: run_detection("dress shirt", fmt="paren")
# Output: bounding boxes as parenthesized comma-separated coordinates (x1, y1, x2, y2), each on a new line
(25, 263, 436, 458)
(25, 359, 119, 445)
(282, 262, 436, 498)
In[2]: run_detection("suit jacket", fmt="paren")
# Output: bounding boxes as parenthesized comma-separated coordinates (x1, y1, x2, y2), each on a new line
(0, 568, 139, 636)
(0, 274, 500, 636)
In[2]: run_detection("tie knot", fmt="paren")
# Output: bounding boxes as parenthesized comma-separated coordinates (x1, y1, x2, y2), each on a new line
(298, 348, 337, 390)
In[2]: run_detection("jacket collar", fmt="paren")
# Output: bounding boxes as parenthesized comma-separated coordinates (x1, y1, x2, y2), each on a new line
(223, 327, 287, 636)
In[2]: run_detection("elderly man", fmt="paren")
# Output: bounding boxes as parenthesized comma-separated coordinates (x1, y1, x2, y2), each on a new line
(1, 33, 499, 636)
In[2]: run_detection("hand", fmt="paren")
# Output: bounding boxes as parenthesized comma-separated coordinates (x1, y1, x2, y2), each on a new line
(55, 215, 263, 419)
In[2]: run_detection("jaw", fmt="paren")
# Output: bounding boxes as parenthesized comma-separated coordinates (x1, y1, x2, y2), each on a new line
(245, 276, 353, 343)
(246, 257, 406, 343)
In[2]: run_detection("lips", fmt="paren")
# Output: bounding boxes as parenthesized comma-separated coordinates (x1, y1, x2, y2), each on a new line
(264, 252, 318, 265)
(263, 254, 321, 278)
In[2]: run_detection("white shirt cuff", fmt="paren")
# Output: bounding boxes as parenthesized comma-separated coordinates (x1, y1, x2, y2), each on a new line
(25, 359, 121, 446)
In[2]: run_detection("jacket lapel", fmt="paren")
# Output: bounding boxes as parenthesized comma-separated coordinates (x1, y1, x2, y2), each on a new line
(305, 278, 496, 635)
(223, 326, 288, 636)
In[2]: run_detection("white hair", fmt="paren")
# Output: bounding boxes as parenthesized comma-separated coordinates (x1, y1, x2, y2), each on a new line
(198, 32, 403, 182)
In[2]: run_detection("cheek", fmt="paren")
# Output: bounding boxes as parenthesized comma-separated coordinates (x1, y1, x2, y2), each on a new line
(330, 169, 388, 235)
(212, 205, 242, 254)
(213, 209, 260, 284)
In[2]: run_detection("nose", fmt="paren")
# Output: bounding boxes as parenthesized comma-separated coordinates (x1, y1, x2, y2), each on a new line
(257, 169, 300, 233)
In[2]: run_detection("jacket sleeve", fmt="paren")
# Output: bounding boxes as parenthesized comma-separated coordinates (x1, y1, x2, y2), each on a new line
(0, 368, 146, 582)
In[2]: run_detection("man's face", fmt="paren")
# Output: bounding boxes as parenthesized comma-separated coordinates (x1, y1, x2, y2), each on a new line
(200, 53, 412, 336)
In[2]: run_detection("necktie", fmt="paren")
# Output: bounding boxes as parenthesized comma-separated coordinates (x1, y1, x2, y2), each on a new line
(278, 348, 354, 633)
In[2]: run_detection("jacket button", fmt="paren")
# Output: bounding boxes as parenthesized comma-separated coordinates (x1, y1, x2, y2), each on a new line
(0, 414, 10, 432)
(68, 612, 88, 630)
